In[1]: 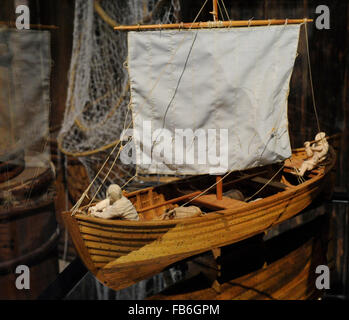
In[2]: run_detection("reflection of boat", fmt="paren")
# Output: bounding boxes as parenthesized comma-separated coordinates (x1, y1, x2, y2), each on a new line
(148, 217, 329, 300)
(62, 147, 336, 291)
(62, 1, 335, 292)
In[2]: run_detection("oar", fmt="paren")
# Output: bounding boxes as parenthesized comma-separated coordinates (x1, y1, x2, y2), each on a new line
(307, 133, 341, 145)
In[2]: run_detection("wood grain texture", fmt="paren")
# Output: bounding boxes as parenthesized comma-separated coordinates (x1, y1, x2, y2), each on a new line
(61, 148, 336, 291)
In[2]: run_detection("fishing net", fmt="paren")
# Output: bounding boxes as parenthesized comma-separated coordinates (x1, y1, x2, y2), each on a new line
(58, 0, 181, 200)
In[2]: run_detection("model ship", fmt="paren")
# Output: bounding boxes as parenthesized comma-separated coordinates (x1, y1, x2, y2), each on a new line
(62, 1, 336, 291)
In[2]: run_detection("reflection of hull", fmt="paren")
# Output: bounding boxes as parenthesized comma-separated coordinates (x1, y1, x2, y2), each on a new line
(61, 148, 336, 291)
(149, 231, 327, 300)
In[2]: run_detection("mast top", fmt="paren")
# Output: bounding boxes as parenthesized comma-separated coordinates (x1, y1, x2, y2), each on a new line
(211, 0, 218, 22)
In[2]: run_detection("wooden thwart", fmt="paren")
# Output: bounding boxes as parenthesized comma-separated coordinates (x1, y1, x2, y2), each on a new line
(251, 176, 289, 190)
(192, 194, 246, 210)
(137, 191, 201, 213)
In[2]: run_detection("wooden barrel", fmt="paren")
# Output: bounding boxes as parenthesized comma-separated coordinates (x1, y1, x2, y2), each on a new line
(0, 154, 59, 299)
(0, 149, 25, 183)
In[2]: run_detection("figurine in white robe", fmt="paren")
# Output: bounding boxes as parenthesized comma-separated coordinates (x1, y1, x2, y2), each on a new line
(88, 184, 139, 220)
(297, 132, 329, 176)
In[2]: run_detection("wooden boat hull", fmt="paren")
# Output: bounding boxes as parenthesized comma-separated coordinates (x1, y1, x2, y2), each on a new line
(61, 148, 336, 291)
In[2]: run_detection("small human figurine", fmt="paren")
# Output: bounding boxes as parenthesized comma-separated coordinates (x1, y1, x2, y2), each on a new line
(88, 184, 139, 220)
(297, 132, 329, 176)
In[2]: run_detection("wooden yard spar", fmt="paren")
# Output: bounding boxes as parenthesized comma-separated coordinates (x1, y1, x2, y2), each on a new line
(113, 19, 312, 31)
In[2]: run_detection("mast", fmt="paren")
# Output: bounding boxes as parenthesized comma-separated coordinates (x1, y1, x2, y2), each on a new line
(211, 0, 218, 21)
(211, 0, 223, 200)
(216, 176, 223, 200)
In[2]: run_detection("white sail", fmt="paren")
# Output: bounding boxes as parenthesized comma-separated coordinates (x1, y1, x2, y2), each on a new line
(127, 25, 300, 175)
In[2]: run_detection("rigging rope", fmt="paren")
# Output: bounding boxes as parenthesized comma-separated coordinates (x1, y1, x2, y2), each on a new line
(304, 20, 321, 134)
(219, 0, 230, 21)
(244, 164, 285, 202)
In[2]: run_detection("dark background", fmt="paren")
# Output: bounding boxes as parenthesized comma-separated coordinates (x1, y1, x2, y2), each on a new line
(0, 0, 348, 299)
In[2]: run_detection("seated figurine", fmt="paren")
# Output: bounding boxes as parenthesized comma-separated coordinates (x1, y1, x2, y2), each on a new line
(88, 184, 139, 220)
(297, 132, 329, 177)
